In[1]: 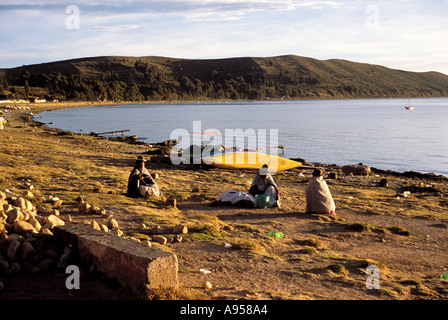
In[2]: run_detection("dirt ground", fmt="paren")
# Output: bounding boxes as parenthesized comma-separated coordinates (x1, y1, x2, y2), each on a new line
(1, 102, 447, 301)
(171, 176, 448, 301)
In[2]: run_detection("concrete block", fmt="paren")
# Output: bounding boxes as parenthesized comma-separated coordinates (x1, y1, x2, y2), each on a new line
(53, 224, 178, 293)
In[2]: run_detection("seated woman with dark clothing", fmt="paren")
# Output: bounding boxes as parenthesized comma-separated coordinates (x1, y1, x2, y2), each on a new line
(127, 157, 160, 198)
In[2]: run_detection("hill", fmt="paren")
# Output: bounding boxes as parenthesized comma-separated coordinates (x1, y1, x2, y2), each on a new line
(1, 55, 448, 102)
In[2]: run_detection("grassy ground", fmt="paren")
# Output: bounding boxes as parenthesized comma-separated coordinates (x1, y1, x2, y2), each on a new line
(1, 101, 448, 300)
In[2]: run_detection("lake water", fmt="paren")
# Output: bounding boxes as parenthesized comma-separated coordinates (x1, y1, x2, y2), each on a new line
(35, 98, 448, 177)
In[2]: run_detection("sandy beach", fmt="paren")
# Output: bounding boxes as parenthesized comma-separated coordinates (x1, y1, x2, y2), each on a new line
(1, 101, 447, 300)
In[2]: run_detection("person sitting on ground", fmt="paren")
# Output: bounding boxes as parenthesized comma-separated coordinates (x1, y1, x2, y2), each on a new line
(305, 169, 336, 215)
(249, 164, 280, 207)
(127, 156, 160, 198)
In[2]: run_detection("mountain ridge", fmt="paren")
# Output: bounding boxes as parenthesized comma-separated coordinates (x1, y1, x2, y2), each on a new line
(1, 54, 447, 102)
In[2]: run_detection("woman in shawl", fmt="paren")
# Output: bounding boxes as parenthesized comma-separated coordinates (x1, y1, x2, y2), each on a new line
(249, 164, 280, 207)
(127, 156, 160, 198)
(305, 169, 335, 215)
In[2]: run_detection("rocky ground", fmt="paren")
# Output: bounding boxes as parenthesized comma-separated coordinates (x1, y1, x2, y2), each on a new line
(1, 102, 447, 301)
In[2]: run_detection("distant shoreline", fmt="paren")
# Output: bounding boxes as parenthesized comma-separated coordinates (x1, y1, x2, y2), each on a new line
(7, 98, 447, 180)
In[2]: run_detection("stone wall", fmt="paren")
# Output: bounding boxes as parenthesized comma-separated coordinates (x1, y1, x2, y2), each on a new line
(53, 224, 179, 293)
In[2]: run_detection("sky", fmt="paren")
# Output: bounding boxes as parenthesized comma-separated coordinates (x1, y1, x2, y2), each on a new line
(1, 0, 448, 74)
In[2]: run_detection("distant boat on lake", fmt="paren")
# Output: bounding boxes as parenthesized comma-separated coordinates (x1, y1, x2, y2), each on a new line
(404, 98, 415, 110)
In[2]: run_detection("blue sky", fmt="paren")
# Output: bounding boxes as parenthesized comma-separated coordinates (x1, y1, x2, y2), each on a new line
(1, 0, 448, 74)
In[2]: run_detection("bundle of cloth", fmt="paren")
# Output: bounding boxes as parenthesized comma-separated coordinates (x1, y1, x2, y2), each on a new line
(217, 190, 256, 208)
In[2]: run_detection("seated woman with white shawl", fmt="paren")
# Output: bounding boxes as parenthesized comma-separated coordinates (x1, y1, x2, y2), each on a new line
(305, 169, 336, 215)
(249, 164, 280, 207)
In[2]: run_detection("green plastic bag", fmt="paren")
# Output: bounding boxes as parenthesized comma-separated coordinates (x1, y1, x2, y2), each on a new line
(441, 272, 448, 280)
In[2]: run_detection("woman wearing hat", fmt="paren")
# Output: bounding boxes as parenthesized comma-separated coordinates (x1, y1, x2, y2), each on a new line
(249, 164, 281, 207)
(305, 169, 335, 215)
(127, 156, 160, 198)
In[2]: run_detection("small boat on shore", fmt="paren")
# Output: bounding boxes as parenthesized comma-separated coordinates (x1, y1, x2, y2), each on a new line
(201, 151, 302, 172)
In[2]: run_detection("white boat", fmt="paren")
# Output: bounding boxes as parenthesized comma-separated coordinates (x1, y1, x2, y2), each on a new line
(404, 98, 414, 110)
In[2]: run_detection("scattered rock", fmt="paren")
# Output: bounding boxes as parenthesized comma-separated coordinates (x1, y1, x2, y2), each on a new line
(75, 196, 84, 204)
(78, 202, 91, 213)
(25, 190, 34, 199)
(328, 172, 337, 179)
(10, 262, 21, 273)
(152, 235, 167, 245)
(90, 206, 101, 214)
(7, 240, 21, 261)
(146, 225, 162, 234)
(20, 241, 36, 260)
(379, 178, 389, 187)
(42, 195, 63, 207)
(42, 222, 56, 230)
(173, 224, 188, 234)
(44, 214, 65, 226)
(110, 229, 123, 237)
(6, 208, 23, 224)
(36, 205, 48, 214)
(6, 233, 21, 242)
(13, 220, 36, 234)
(40, 228, 53, 236)
(166, 198, 177, 208)
(204, 281, 212, 290)
(342, 164, 371, 176)
(38, 258, 54, 272)
(145, 224, 188, 235)
(13, 197, 33, 211)
(91, 220, 100, 230)
(173, 235, 183, 243)
(107, 218, 119, 229)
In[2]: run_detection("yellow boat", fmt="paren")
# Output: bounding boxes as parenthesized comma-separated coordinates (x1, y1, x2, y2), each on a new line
(201, 151, 301, 172)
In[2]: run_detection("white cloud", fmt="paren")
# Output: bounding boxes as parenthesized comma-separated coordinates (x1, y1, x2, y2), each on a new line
(0, 0, 344, 21)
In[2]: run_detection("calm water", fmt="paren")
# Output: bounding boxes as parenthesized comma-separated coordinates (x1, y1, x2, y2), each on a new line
(35, 98, 448, 177)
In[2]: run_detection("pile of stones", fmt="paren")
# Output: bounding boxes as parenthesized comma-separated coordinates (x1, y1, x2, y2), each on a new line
(0, 188, 67, 279)
(0, 186, 188, 293)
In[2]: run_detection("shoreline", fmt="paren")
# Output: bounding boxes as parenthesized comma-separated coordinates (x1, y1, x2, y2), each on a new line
(17, 99, 448, 181)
